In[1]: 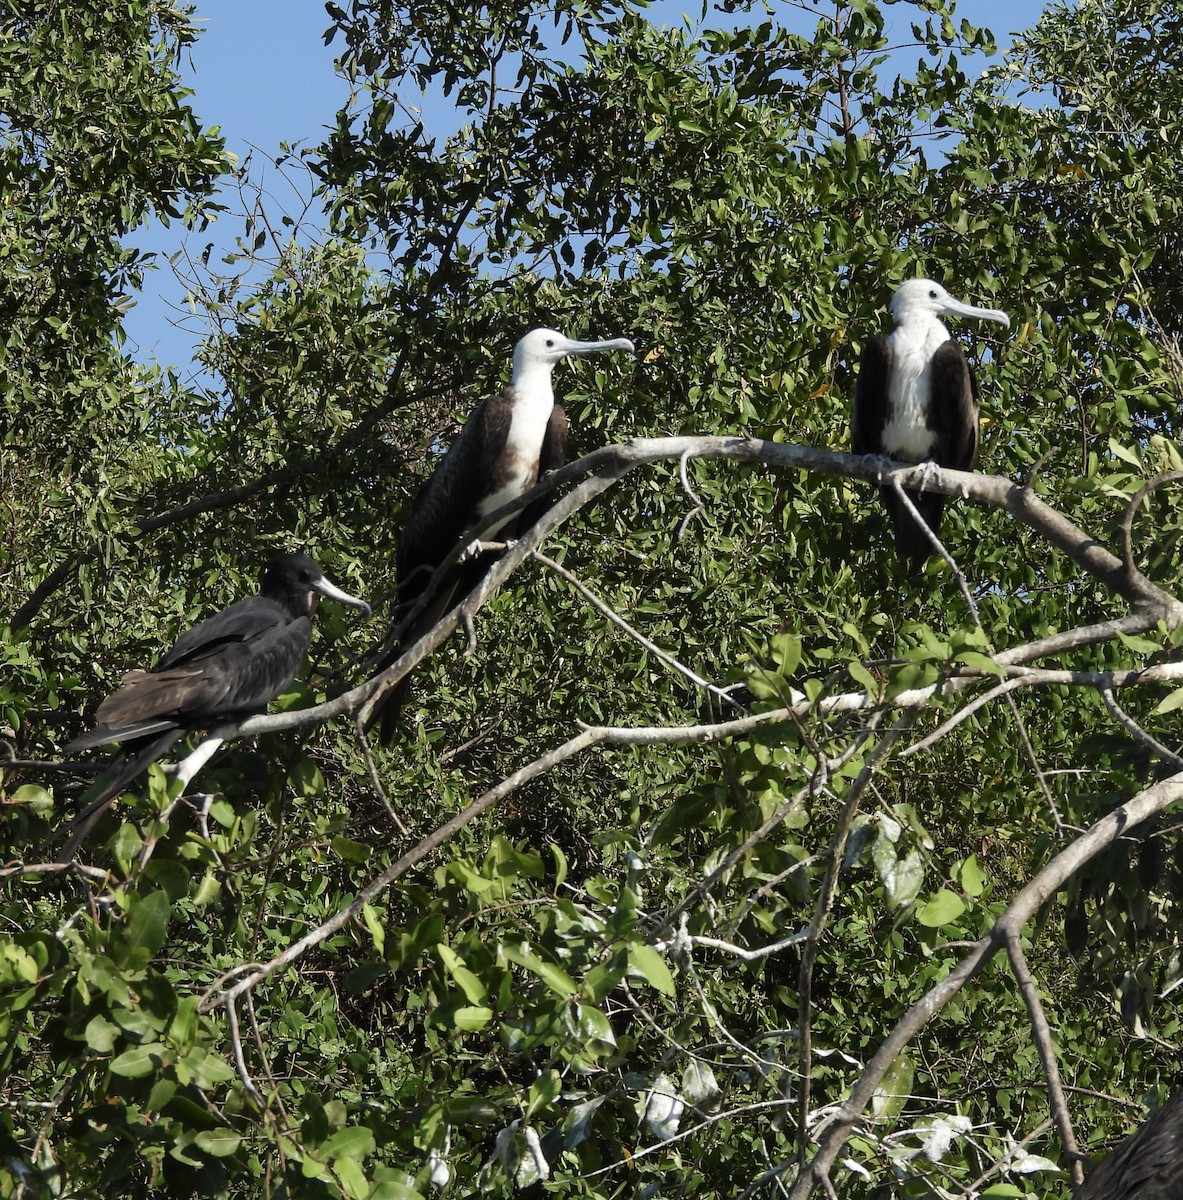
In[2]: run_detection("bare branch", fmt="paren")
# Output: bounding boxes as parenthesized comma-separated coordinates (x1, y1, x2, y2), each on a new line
(1005, 932, 1082, 1187)
(797, 711, 918, 1164)
(786, 769, 1183, 1199)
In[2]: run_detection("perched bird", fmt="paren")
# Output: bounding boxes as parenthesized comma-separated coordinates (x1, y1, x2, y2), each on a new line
(369, 327, 635, 742)
(58, 552, 371, 857)
(1077, 1090, 1183, 1199)
(852, 278, 1009, 569)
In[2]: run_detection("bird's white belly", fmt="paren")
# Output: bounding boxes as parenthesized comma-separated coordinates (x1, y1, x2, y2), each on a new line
(881, 350, 937, 462)
(476, 397, 552, 534)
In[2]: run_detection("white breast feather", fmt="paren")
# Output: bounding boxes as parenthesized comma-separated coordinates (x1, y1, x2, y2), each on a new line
(880, 320, 950, 462)
(476, 375, 554, 531)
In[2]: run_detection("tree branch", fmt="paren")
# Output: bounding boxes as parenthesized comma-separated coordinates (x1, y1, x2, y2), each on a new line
(786, 769, 1183, 1199)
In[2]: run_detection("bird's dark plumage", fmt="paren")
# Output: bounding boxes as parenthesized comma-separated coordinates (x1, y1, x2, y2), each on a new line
(58, 552, 370, 857)
(368, 328, 632, 743)
(1077, 1091, 1183, 1199)
(852, 278, 1008, 570)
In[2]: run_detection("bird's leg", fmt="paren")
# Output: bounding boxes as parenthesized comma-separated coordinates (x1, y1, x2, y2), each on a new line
(460, 538, 516, 561)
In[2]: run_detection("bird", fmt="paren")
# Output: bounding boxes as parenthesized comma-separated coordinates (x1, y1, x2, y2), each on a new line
(57, 551, 371, 858)
(369, 327, 635, 743)
(1076, 1090, 1183, 1199)
(852, 278, 1009, 569)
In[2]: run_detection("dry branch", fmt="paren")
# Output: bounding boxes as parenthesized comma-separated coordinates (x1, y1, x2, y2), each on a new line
(785, 769, 1183, 1200)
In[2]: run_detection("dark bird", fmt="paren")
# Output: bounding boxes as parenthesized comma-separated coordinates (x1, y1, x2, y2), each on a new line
(852, 278, 1009, 569)
(1077, 1090, 1183, 1199)
(58, 552, 371, 858)
(369, 327, 635, 742)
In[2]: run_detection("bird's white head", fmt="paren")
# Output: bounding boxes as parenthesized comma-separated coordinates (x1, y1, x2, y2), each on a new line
(512, 328, 636, 381)
(890, 279, 1010, 330)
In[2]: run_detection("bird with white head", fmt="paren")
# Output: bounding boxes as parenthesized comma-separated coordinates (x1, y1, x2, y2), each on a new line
(853, 278, 1010, 569)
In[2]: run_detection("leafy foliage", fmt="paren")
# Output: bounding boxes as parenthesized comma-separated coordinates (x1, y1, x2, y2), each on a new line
(3, 0, 1183, 1196)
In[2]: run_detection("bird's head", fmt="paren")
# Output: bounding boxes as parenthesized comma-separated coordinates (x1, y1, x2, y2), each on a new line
(264, 552, 372, 619)
(891, 279, 1010, 329)
(512, 328, 636, 378)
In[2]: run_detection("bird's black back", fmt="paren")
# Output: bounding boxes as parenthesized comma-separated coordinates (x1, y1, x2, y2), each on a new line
(1077, 1092, 1183, 1199)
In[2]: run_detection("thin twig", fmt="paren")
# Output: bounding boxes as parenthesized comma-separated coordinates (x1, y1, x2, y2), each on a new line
(355, 717, 409, 836)
(1005, 932, 1082, 1187)
(1119, 471, 1183, 585)
(226, 994, 264, 1106)
(532, 549, 742, 711)
(1100, 687, 1183, 771)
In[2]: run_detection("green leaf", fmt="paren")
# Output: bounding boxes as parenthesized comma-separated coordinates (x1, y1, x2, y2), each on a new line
(332, 835, 371, 863)
(333, 1154, 371, 1200)
(960, 854, 987, 898)
(84, 1014, 121, 1053)
(871, 1053, 914, 1121)
(362, 902, 385, 956)
(917, 889, 967, 928)
(114, 890, 170, 970)
(452, 1006, 494, 1030)
(109, 1043, 166, 1078)
(321, 1126, 376, 1161)
(437, 944, 489, 1004)
(627, 943, 676, 996)
(0, 940, 39, 985)
(194, 1129, 242, 1157)
(1153, 686, 1183, 715)
(955, 651, 1005, 677)
(503, 945, 578, 998)
(526, 1068, 561, 1119)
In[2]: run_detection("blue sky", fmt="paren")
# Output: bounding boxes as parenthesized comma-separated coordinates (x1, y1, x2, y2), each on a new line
(123, 0, 1047, 379)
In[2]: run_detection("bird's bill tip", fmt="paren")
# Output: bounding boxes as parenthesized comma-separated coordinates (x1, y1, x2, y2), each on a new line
(946, 298, 1010, 328)
(312, 576, 372, 618)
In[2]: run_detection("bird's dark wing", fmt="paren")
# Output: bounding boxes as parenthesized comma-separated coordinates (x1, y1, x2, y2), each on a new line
(516, 403, 567, 536)
(72, 613, 313, 748)
(155, 596, 290, 671)
(395, 397, 509, 599)
(928, 340, 980, 471)
(180, 616, 313, 717)
(852, 335, 892, 456)
(371, 394, 518, 745)
(1077, 1091, 1183, 1199)
(55, 728, 185, 861)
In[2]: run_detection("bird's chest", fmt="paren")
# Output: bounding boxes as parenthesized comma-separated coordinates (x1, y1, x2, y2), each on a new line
(881, 329, 945, 461)
(478, 391, 553, 520)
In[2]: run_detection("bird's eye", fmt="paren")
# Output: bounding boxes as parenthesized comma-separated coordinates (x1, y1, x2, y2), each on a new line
(546, 339, 555, 348)
(929, 289, 939, 299)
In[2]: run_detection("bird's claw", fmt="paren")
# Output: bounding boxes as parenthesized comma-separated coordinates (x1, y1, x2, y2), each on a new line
(915, 460, 942, 493)
(860, 453, 895, 483)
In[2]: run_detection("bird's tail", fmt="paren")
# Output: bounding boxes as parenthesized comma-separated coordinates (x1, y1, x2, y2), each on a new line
(882, 487, 946, 573)
(55, 729, 185, 861)
(366, 665, 413, 746)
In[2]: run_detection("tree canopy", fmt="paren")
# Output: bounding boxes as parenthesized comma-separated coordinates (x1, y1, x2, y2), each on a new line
(3, 0, 1183, 1196)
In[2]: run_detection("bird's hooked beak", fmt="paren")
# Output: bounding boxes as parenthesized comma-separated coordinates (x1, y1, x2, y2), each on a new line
(310, 576, 372, 619)
(941, 295, 1010, 329)
(562, 336, 636, 357)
